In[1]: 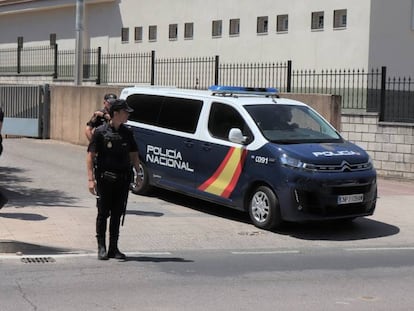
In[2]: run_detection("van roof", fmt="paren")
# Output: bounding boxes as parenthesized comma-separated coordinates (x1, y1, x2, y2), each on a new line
(120, 86, 307, 107)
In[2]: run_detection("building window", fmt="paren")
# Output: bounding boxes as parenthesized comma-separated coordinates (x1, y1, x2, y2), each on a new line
(277, 14, 288, 32)
(334, 9, 347, 28)
(121, 27, 129, 43)
(257, 16, 268, 34)
(149, 25, 157, 41)
(212, 20, 222, 37)
(311, 11, 324, 30)
(49, 33, 56, 46)
(169, 24, 178, 40)
(229, 18, 240, 36)
(184, 22, 194, 39)
(134, 27, 143, 41)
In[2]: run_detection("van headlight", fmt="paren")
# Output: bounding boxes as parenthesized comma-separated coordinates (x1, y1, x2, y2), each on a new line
(280, 154, 315, 171)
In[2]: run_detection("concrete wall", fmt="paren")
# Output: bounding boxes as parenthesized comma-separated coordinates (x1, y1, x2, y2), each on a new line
(0, 0, 372, 69)
(369, 0, 414, 77)
(341, 113, 414, 180)
(49, 86, 341, 146)
(50, 85, 123, 146)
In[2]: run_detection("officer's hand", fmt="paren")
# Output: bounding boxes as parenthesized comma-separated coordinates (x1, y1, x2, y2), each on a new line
(88, 180, 97, 195)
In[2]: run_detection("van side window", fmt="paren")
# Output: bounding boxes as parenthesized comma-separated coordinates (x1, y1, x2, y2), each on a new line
(127, 94, 163, 126)
(208, 102, 252, 142)
(127, 94, 202, 134)
(158, 97, 203, 133)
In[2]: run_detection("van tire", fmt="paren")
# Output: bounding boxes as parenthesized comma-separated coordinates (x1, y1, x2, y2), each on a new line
(130, 162, 152, 195)
(248, 186, 282, 230)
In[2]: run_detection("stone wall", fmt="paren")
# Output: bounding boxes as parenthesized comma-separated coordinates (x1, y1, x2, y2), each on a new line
(341, 112, 414, 180)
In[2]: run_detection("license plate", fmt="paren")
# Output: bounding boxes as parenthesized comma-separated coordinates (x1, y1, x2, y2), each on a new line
(337, 193, 364, 205)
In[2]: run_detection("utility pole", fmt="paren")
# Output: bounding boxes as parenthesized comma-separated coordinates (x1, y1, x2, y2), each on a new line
(74, 0, 85, 85)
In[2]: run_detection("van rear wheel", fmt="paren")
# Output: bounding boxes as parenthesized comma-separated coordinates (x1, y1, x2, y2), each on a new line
(130, 162, 152, 195)
(248, 186, 282, 230)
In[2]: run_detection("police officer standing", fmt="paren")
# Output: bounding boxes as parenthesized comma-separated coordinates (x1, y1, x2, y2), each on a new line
(86, 99, 140, 260)
(85, 93, 117, 142)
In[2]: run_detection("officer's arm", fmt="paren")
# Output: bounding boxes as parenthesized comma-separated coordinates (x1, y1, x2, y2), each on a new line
(86, 151, 97, 195)
(130, 151, 140, 185)
(85, 125, 94, 142)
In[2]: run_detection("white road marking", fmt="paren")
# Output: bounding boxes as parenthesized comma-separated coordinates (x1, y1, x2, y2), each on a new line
(231, 250, 300, 255)
(345, 247, 414, 252)
(0, 251, 172, 260)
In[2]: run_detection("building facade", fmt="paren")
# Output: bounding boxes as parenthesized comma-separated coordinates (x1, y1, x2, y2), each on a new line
(0, 0, 414, 76)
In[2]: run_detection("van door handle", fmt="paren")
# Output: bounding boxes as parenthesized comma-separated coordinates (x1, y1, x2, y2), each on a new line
(184, 140, 194, 148)
(202, 143, 212, 151)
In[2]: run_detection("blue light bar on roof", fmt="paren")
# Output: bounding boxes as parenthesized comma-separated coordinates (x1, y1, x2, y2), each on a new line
(208, 85, 278, 96)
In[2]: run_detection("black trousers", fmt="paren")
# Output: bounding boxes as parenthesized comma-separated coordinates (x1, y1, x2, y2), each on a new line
(95, 172, 130, 240)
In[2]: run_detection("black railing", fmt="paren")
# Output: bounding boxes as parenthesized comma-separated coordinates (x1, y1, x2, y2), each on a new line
(0, 45, 56, 75)
(0, 45, 413, 123)
(155, 56, 216, 89)
(291, 68, 383, 110)
(219, 61, 290, 92)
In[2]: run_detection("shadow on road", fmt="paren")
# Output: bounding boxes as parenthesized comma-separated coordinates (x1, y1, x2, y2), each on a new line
(0, 166, 79, 208)
(274, 217, 400, 241)
(135, 188, 251, 224)
(0, 240, 73, 255)
(0, 212, 47, 221)
(135, 188, 400, 242)
(125, 210, 163, 217)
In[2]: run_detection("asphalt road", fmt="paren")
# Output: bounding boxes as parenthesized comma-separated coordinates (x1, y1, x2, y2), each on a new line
(0, 138, 414, 310)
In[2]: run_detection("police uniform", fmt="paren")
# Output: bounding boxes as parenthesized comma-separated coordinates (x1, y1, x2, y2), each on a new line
(87, 99, 137, 260)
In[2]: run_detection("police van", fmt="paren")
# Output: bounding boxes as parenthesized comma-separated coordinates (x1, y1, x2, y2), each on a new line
(120, 85, 377, 230)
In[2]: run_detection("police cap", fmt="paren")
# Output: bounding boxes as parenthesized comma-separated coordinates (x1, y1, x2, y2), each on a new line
(104, 93, 117, 101)
(109, 99, 134, 114)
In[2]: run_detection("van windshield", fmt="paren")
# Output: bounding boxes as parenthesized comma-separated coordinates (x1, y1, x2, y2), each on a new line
(245, 104, 342, 144)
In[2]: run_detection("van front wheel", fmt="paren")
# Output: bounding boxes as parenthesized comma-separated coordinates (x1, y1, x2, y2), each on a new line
(248, 186, 282, 230)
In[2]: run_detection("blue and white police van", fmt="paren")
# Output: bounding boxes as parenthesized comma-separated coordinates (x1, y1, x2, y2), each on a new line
(120, 85, 377, 230)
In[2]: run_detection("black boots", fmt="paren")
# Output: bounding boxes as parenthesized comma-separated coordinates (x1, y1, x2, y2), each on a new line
(97, 236, 108, 260)
(107, 237, 126, 259)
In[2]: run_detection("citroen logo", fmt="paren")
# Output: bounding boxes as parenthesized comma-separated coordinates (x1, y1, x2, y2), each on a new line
(340, 161, 352, 172)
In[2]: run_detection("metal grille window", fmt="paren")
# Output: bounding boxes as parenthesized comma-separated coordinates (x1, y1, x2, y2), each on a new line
(277, 14, 288, 32)
(334, 9, 347, 28)
(184, 22, 194, 39)
(121, 27, 129, 43)
(257, 16, 268, 34)
(49, 33, 56, 46)
(149, 25, 157, 41)
(134, 27, 143, 41)
(229, 18, 240, 36)
(169, 24, 178, 40)
(311, 11, 324, 30)
(17, 36, 23, 48)
(212, 20, 222, 37)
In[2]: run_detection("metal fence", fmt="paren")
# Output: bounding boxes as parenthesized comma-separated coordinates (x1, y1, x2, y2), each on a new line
(0, 45, 413, 123)
(0, 45, 56, 75)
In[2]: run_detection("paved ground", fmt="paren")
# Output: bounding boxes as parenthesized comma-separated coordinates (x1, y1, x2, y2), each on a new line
(0, 138, 414, 257)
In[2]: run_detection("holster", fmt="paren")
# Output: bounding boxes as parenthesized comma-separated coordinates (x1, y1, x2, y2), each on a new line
(101, 171, 119, 182)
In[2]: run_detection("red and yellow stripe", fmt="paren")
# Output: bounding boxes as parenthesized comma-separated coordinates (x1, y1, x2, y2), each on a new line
(198, 147, 247, 198)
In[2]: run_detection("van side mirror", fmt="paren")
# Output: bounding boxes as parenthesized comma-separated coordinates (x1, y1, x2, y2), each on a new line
(229, 128, 248, 144)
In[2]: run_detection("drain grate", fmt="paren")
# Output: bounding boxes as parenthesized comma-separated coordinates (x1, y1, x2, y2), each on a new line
(21, 257, 56, 264)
